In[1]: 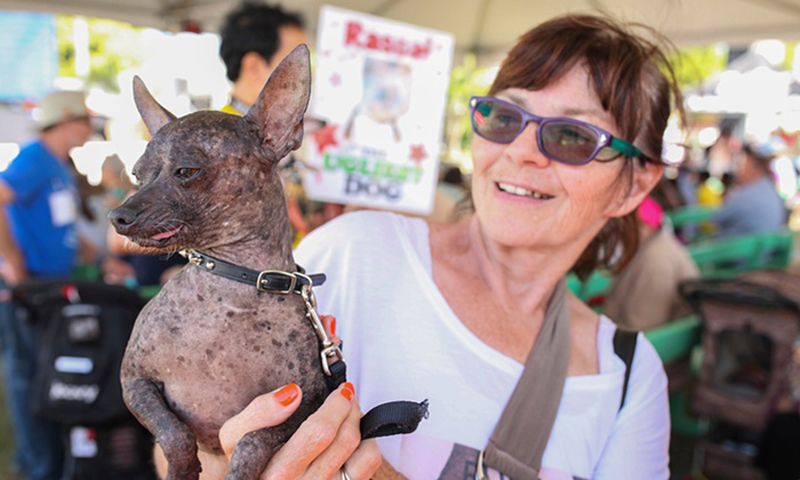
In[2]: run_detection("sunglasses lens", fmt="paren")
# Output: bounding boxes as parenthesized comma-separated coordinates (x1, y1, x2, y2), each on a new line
(472, 100, 523, 143)
(540, 121, 599, 164)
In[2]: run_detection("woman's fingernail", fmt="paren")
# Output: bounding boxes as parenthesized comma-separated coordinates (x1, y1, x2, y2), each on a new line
(275, 384, 299, 406)
(341, 382, 354, 401)
(331, 316, 337, 336)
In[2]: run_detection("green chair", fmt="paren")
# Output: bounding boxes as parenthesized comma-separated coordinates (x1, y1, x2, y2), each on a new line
(644, 315, 701, 364)
(71, 263, 102, 281)
(666, 205, 716, 230)
(666, 205, 717, 243)
(138, 284, 161, 300)
(566, 270, 614, 309)
(688, 229, 795, 278)
(645, 316, 706, 437)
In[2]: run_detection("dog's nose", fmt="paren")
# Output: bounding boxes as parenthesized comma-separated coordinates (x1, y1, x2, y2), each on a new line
(109, 205, 139, 234)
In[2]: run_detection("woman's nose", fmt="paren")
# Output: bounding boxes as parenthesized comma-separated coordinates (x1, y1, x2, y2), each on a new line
(504, 123, 550, 167)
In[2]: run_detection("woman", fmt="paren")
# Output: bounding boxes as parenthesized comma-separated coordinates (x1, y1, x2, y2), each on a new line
(214, 14, 682, 479)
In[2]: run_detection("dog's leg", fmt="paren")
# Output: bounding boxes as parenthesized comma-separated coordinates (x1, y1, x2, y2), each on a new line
(225, 427, 288, 480)
(124, 377, 201, 480)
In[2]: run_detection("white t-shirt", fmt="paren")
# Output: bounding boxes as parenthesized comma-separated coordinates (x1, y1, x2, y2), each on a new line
(295, 211, 670, 479)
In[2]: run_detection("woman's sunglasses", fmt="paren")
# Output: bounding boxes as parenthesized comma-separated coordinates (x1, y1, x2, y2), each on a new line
(469, 96, 644, 165)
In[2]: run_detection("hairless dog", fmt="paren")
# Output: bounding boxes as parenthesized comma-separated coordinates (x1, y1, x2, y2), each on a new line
(110, 46, 329, 479)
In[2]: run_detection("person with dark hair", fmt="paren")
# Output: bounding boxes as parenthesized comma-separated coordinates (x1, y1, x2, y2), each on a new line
(219, 1, 306, 115)
(216, 14, 682, 479)
(710, 142, 787, 238)
(217, 2, 341, 243)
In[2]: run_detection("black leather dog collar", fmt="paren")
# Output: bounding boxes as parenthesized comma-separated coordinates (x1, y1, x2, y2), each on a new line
(180, 249, 325, 293)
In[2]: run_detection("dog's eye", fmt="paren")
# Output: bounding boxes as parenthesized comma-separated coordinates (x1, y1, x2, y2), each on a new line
(175, 168, 200, 180)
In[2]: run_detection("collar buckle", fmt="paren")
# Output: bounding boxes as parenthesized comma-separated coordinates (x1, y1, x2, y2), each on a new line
(180, 249, 203, 266)
(256, 270, 297, 294)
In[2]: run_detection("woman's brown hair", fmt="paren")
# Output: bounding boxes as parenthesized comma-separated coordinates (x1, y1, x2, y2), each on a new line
(488, 14, 684, 279)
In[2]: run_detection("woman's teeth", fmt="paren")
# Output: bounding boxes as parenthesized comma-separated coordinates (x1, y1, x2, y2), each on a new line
(497, 182, 554, 199)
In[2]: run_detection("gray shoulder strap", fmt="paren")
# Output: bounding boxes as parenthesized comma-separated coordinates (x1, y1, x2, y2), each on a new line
(481, 278, 571, 480)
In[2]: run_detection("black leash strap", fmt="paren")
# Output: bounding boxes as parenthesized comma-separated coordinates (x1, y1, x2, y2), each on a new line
(324, 358, 348, 393)
(361, 400, 430, 440)
(322, 349, 428, 440)
(182, 249, 427, 440)
(296, 270, 427, 440)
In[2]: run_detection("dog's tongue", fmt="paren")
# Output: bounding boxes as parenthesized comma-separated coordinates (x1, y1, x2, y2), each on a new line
(151, 225, 182, 241)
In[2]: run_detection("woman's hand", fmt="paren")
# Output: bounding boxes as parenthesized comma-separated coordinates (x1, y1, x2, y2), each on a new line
(219, 381, 381, 479)
(219, 314, 380, 479)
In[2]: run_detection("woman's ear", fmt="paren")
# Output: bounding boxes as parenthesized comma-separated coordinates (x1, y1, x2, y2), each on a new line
(605, 161, 663, 218)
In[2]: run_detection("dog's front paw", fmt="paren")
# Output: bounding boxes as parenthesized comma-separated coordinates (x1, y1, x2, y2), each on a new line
(165, 455, 202, 480)
(160, 429, 202, 480)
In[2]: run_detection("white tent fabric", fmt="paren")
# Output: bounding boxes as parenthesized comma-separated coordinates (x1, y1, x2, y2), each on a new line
(2, 0, 800, 61)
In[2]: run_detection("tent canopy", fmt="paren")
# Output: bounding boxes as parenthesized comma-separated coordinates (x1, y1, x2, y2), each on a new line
(2, 0, 800, 61)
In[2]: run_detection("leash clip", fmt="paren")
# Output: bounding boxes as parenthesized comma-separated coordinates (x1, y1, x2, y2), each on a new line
(299, 282, 345, 376)
(320, 343, 345, 376)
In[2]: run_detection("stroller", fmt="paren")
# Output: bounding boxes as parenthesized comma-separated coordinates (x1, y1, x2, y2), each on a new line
(13, 279, 157, 480)
(680, 271, 800, 480)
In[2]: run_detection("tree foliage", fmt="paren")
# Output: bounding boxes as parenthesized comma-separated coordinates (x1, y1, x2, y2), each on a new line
(56, 16, 145, 93)
(443, 53, 495, 169)
(667, 44, 729, 91)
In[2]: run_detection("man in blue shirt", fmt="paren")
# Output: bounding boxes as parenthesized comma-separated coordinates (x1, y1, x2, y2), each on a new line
(711, 142, 787, 238)
(0, 90, 93, 480)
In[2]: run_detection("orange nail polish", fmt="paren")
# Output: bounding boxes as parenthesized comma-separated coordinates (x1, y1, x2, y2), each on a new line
(341, 382, 355, 401)
(330, 317, 337, 336)
(275, 384, 299, 406)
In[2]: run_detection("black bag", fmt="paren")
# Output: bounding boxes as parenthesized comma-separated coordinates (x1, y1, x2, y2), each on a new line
(13, 279, 146, 425)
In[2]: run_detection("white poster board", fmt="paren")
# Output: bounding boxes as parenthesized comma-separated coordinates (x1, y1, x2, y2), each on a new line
(303, 5, 454, 215)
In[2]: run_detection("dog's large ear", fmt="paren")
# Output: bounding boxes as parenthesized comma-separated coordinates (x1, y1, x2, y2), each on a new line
(133, 76, 177, 136)
(244, 44, 311, 164)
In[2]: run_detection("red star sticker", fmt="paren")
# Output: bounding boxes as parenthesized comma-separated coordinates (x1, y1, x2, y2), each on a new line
(312, 125, 338, 154)
(409, 144, 427, 164)
(330, 73, 341, 87)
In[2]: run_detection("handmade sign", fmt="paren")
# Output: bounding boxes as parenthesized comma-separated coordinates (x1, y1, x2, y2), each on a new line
(304, 5, 454, 215)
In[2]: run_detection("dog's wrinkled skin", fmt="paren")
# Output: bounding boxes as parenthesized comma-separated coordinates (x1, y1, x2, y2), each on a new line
(109, 46, 327, 479)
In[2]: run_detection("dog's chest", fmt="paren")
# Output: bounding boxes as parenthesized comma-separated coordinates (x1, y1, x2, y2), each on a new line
(124, 269, 323, 426)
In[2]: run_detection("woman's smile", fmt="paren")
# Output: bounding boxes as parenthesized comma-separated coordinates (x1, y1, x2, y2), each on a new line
(494, 181, 555, 201)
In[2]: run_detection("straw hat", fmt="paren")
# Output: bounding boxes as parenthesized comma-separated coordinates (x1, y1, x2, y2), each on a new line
(35, 90, 90, 130)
